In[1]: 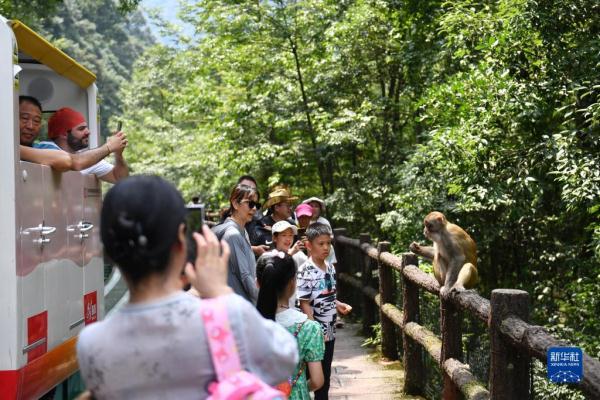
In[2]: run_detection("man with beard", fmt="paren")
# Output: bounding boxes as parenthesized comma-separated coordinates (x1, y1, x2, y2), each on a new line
(36, 107, 129, 183)
(19, 96, 127, 172)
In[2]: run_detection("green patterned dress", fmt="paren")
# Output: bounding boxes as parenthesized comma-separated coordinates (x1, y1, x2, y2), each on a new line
(276, 309, 325, 400)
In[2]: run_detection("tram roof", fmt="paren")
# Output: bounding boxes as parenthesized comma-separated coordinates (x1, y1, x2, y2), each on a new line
(11, 20, 96, 89)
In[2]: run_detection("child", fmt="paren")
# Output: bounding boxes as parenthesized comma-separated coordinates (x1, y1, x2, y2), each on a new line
(271, 220, 307, 268)
(256, 251, 325, 400)
(294, 203, 313, 232)
(301, 197, 337, 266)
(270, 220, 307, 308)
(296, 223, 352, 400)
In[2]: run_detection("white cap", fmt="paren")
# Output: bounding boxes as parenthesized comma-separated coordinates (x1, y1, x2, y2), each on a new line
(272, 220, 298, 235)
(302, 197, 326, 212)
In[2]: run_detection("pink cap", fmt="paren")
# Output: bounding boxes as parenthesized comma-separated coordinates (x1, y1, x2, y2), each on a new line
(295, 203, 313, 218)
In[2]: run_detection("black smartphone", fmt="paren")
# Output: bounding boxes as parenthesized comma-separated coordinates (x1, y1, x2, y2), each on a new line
(116, 120, 122, 132)
(297, 228, 308, 255)
(186, 203, 206, 263)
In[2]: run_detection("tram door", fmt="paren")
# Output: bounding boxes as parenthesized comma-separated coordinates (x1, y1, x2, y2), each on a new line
(64, 172, 86, 337)
(82, 175, 103, 325)
(42, 168, 71, 350)
(17, 165, 100, 362)
(18, 163, 46, 363)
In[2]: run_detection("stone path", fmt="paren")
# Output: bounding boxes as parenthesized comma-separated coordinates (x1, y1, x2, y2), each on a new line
(329, 322, 424, 400)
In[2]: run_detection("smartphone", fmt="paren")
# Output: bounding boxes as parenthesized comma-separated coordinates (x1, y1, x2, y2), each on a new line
(186, 203, 206, 263)
(297, 228, 308, 255)
(116, 120, 122, 132)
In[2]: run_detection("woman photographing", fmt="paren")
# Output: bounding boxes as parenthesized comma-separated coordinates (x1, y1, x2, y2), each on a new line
(76, 176, 297, 398)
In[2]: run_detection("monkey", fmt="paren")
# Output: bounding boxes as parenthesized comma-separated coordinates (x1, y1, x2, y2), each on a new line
(409, 211, 478, 297)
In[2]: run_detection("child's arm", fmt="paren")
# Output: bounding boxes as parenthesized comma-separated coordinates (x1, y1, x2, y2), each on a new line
(307, 361, 324, 391)
(288, 239, 304, 256)
(335, 299, 352, 315)
(299, 299, 314, 320)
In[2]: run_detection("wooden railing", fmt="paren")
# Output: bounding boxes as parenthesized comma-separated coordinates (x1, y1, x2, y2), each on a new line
(332, 228, 600, 400)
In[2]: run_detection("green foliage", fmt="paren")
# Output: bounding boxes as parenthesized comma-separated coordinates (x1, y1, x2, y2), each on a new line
(532, 360, 585, 400)
(37, 0, 154, 132)
(0, 0, 142, 27)
(362, 322, 382, 348)
(119, 2, 600, 397)
(0, 0, 63, 27)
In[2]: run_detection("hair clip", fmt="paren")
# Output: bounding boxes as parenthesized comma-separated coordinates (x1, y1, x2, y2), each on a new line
(267, 249, 285, 259)
(138, 235, 148, 247)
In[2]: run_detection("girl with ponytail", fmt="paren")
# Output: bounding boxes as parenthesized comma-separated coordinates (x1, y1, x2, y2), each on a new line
(256, 251, 325, 399)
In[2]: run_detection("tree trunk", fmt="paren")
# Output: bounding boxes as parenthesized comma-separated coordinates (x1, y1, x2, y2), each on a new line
(289, 38, 328, 195)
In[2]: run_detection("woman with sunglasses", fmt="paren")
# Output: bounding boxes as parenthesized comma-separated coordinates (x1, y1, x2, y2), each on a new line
(212, 183, 262, 303)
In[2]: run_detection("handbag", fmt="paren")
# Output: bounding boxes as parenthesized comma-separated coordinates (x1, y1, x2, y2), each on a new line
(201, 298, 287, 400)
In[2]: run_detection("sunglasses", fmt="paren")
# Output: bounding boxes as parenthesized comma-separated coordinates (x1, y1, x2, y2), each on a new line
(325, 273, 333, 291)
(240, 199, 261, 209)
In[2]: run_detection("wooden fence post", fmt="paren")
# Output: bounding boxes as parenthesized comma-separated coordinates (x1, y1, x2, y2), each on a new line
(378, 241, 398, 360)
(359, 233, 375, 335)
(402, 253, 424, 395)
(489, 289, 530, 400)
(441, 295, 462, 399)
(333, 228, 347, 300)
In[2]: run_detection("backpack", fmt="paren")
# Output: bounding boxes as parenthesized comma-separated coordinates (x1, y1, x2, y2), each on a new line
(201, 298, 287, 400)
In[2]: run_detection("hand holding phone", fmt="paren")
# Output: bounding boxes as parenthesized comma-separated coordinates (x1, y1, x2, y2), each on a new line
(184, 225, 232, 298)
(186, 204, 206, 263)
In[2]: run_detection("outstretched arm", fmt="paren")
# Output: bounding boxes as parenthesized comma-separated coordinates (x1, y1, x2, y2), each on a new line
(20, 132, 127, 172)
(71, 132, 128, 171)
(409, 242, 435, 260)
(20, 146, 73, 171)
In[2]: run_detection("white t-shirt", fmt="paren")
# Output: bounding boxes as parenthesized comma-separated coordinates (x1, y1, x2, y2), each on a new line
(80, 158, 113, 177)
(297, 258, 337, 341)
(76, 148, 114, 177)
(34, 140, 114, 177)
(77, 291, 298, 399)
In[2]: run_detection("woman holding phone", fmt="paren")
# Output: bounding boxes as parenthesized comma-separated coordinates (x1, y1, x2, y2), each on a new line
(76, 176, 298, 399)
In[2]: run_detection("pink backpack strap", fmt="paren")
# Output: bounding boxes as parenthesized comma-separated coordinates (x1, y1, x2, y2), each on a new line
(200, 298, 242, 381)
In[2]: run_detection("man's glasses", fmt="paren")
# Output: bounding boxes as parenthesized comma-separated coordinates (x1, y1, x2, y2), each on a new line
(240, 200, 261, 209)
(325, 273, 333, 291)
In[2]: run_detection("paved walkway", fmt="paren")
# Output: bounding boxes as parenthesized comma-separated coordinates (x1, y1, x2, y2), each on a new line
(329, 322, 424, 400)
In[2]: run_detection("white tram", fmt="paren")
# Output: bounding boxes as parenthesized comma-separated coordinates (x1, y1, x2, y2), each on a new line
(0, 17, 112, 399)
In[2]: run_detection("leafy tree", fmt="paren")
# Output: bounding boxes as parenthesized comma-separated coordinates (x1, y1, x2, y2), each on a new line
(38, 0, 154, 132)
(120, 2, 600, 397)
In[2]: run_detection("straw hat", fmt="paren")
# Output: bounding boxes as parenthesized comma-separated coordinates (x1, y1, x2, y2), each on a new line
(263, 185, 298, 209)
